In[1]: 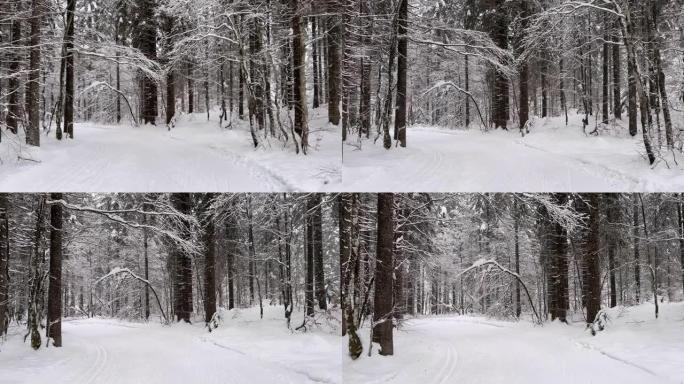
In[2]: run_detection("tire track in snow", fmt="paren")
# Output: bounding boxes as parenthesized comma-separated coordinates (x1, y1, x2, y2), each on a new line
(515, 139, 644, 190)
(71, 341, 108, 384)
(200, 337, 335, 384)
(575, 341, 677, 383)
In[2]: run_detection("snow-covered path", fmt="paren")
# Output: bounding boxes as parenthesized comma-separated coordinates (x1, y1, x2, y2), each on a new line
(343, 113, 684, 192)
(345, 304, 684, 384)
(0, 113, 340, 192)
(0, 315, 339, 384)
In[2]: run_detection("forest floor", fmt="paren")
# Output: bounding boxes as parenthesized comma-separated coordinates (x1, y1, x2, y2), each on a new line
(344, 302, 684, 384)
(0, 109, 340, 192)
(0, 306, 341, 384)
(343, 111, 684, 192)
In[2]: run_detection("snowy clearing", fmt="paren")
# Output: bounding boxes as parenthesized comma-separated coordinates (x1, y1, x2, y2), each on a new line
(0, 307, 341, 384)
(343, 112, 684, 192)
(0, 111, 340, 192)
(344, 302, 684, 384)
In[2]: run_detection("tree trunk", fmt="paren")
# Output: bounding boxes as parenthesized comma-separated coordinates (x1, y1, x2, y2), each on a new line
(0, 194, 9, 336)
(633, 194, 641, 303)
(373, 193, 394, 356)
(291, 0, 309, 153)
(305, 197, 315, 317)
(612, 22, 621, 120)
(171, 193, 192, 323)
(394, 0, 408, 147)
(327, 9, 341, 126)
(47, 193, 63, 347)
(313, 195, 326, 310)
(135, 0, 158, 125)
(64, 0, 75, 138)
(6, 7, 21, 134)
(312, 17, 320, 109)
(203, 210, 216, 324)
(26, 0, 43, 146)
(584, 194, 602, 324)
(548, 193, 569, 323)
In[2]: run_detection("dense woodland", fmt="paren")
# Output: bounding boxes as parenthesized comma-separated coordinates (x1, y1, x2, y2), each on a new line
(0, 193, 339, 349)
(341, 193, 684, 358)
(1, 1, 682, 161)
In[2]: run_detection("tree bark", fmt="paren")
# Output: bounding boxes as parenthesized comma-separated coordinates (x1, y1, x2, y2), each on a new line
(47, 194, 63, 347)
(203, 207, 216, 324)
(373, 193, 394, 356)
(64, 0, 75, 138)
(26, 0, 43, 146)
(313, 195, 326, 310)
(0, 194, 9, 336)
(394, 0, 408, 147)
(327, 8, 341, 126)
(584, 194, 602, 324)
(291, 0, 309, 153)
(171, 193, 192, 323)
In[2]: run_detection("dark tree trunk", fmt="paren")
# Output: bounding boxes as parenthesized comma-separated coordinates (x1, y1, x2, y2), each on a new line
(26, 0, 43, 146)
(47, 193, 63, 347)
(632, 194, 641, 303)
(627, 49, 638, 136)
(64, 0, 75, 138)
(679, 197, 684, 295)
(394, 0, 408, 147)
(548, 193, 569, 323)
(485, 0, 509, 129)
(188, 63, 195, 114)
(226, 215, 236, 310)
(0, 194, 9, 336)
(339, 194, 350, 336)
(584, 194, 602, 324)
(373, 193, 394, 356)
(311, 17, 320, 109)
(612, 23, 622, 120)
(134, 0, 158, 125)
(602, 25, 610, 124)
(327, 8, 341, 126)
(514, 199, 521, 317)
(203, 209, 216, 324)
(313, 195, 326, 310)
(6, 7, 21, 134)
(305, 197, 315, 317)
(143, 207, 150, 320)
(605, 194, 619, 307)
(291, 0, 309, 153)
(247, 197, 256, 306)
(358, 0, 371, 138)
(171, 193, 193, 323)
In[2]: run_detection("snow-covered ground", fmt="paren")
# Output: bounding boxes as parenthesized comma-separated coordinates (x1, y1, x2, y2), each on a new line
(0, 307, 341, 384)
(0, 110, 340, 192)
(344, 302, 684, 384)
(343, 111, 684, 192)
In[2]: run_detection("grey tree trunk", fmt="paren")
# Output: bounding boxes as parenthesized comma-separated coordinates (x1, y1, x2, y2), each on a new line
(47, 193, 63, 347)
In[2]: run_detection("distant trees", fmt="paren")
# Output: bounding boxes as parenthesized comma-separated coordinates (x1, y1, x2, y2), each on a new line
(1, 193, 338, 350)
(343, 193, 684, 359)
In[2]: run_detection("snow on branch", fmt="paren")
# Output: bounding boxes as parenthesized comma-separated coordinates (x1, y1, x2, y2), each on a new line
(458, 259, 542, 324)
(95, 267, 169, 323)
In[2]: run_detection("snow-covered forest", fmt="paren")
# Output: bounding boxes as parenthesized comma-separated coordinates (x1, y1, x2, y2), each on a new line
(0, 0, 342, 191)
(342, 193, 684, 383)
(342, 0, 684, 191)
(0, 193, 340, 383)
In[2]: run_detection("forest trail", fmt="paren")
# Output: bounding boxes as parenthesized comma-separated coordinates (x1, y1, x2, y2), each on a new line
(0, 316, 335, 384)
(0, 114, 341, 192)
(343, 112, 684, 192)
(345, 304, 684, 384)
